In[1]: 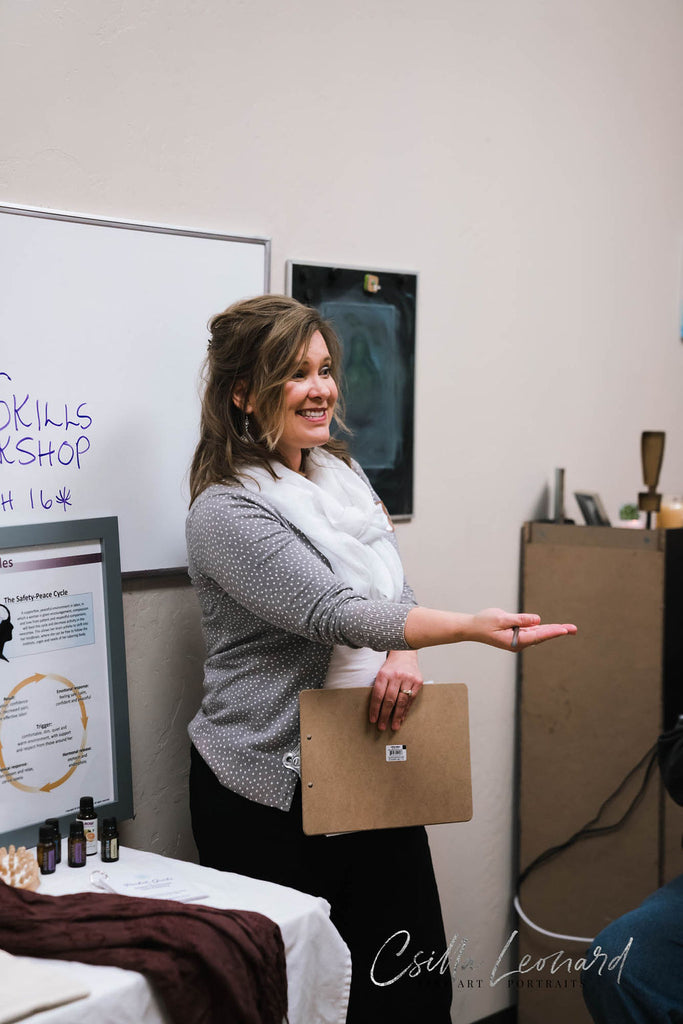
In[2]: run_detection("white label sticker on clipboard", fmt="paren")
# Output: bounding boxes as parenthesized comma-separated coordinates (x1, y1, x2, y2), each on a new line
(386, 744, 407, 762)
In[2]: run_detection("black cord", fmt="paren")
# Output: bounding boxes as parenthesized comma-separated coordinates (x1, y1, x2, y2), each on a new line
(517, 741, 659, 894)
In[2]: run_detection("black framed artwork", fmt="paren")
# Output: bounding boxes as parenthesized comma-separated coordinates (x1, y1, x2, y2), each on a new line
(574, 492, 611, 527)
(287, 262, 416, 519)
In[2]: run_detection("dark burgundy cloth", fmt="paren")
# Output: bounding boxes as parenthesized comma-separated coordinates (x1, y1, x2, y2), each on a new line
(0, 879, 287, 1024)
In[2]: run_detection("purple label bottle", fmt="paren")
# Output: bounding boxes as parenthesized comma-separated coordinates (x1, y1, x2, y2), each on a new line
(37, 825, 56, 875)
(68, 821, 86, 868)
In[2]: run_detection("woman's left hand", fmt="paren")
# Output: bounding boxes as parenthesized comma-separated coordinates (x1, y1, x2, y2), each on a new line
(369, 649, 423, 732)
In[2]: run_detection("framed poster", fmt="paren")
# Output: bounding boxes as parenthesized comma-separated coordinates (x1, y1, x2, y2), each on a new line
(287, 262, 416, 519)
(0, 516, 132, 850)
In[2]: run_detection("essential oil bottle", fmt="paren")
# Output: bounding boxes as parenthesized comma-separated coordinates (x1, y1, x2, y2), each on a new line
(68, 821, 86, 867)
(77, 796, 98, 856)
(45, 818, 62, 864)
(37, 825, 56, 874)
(101, 817, 119, 863)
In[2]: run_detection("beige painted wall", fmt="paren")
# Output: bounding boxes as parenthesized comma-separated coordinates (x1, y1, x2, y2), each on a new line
(2, 1, 683, 1020)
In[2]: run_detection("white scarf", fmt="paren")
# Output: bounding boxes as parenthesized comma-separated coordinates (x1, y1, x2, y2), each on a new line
(237, 449, 404, 602)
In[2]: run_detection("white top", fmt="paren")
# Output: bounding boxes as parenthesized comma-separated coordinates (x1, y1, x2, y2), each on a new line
(324, 644, 386, 689)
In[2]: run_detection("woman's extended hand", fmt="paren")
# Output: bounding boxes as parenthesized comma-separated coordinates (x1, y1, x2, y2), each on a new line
(404, 605, 577, 651)
(369, 649, 423, 732)
(467, 608, 577, 650)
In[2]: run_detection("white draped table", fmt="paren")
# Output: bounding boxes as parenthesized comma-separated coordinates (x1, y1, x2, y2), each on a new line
(7, 844, 350, 1024)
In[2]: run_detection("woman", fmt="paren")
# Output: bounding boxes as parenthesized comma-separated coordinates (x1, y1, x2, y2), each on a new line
(186, 295, 575, 1023)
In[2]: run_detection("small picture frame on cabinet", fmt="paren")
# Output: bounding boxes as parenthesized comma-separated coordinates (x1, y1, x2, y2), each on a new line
(574, 492, 611, 527)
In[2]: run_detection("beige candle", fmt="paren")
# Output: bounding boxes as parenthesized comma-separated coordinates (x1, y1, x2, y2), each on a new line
(657, 496, 683, 529)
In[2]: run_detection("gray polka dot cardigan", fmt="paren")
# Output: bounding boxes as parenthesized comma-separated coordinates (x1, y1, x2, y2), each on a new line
(185, 464, 416, 811)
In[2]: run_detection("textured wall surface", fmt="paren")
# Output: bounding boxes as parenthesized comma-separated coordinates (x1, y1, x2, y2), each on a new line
(2, 2, 683, 1019)
(119, 578, 204, 862)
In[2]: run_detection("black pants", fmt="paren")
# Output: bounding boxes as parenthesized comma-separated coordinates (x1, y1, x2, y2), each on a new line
(190, 746, 452, 1024)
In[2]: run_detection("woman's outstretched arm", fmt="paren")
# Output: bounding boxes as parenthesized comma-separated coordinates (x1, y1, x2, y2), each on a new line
(370, 609, 576, 730)
(404, 606, 576, 651)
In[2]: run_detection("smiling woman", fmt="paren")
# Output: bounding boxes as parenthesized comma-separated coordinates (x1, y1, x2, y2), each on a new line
(237, 330, 339, 473)
(188, 295, 350, 500)
(185, 294, 575, 1024)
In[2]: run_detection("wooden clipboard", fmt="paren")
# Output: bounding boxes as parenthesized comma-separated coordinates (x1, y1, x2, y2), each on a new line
(299, 682, 473, 835)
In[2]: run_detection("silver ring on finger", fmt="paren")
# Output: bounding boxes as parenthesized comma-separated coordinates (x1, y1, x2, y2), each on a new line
(511, 627, 520, 650)
(400, 689, 413, 698)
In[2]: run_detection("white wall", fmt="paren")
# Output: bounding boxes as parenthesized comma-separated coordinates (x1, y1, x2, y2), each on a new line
(3, 2, 682, 1020)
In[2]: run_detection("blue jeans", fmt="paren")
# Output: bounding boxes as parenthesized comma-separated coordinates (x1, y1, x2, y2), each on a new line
(582, 873, 683, 1023)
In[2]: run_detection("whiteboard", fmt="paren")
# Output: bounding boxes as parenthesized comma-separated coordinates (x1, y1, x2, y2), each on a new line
(0, 205, 270, 574)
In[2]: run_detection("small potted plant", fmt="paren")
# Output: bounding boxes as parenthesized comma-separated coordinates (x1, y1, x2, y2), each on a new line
(618, 503, 643, 529)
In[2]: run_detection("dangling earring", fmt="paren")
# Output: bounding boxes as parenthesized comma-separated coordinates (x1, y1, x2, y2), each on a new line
(242, 412, 253, 442)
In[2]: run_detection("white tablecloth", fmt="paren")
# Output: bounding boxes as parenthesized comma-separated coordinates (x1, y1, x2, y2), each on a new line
(6, 845, 350, 1024)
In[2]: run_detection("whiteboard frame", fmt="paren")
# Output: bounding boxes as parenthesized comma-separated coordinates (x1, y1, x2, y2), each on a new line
(0, 204, 271, 576)
(0, 202, 271, 292)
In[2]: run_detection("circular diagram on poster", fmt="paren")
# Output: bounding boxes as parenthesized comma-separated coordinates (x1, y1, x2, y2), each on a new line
(0, 672, 89, 793)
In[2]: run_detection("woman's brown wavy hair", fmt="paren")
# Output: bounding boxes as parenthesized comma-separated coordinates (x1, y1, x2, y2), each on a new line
(189, 294, 349, 505)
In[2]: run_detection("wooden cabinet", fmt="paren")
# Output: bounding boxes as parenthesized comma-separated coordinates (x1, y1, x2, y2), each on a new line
(516, 524, 683, 1024)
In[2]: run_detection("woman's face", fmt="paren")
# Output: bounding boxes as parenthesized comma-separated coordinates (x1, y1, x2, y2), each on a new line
(274, 330, 338, 472)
